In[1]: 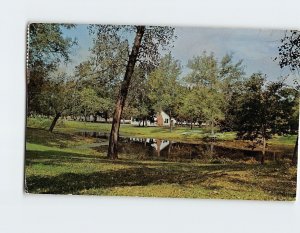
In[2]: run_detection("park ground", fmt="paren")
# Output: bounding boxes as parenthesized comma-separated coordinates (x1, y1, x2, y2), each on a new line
(25, 117, 298, 200)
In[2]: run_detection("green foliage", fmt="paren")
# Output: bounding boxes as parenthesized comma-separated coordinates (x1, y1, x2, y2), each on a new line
(74, 25, 176, 126)
(32, 72, 79, 120)
(123, 67, 152, 121)
(235, 73, 297, 142)
(186, 52, 218, 87)
(219, 53, 244, 90)
(72, 35, 126, 120)
(27, 117, 53, 129)
(178, 87, 203, 123)
(183, 52, 245, 133)
(78, 87, 101, 118)
(88, 25, 176, 72)
(27, 23, 77, 114)
(147, 53, 182, 117)
(74, 30, 128, 90)
(28, 23, 76, 71)
(184, 52, 239, 134)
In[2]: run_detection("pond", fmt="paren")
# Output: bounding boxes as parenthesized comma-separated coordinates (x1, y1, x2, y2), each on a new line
(77, 131, 294, 162)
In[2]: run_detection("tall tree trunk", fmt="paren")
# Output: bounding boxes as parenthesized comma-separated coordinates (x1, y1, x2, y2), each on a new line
(107, 26, 145, 159)
(84, 109, 87, 122)
(190, 119, 193, 130)
(210, 143, 214, 156)
(49, 112, 61, 132)
(211, 118, 214, 136)
(292, 135, 298, 165)
(169, 110, 172, 132)
(105, 112, 108, 123)
(261, 136, 266, 165)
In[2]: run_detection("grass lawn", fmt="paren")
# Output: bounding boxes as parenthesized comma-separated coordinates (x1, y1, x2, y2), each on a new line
(25, 127, 298, 200)
(27, 117, 297, 146)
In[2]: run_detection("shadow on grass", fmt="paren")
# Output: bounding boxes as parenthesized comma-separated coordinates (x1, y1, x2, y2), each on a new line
(26, 149, 104, 166)
(25, 149, 297, 199)
(26, 164, 226, 194)
(25, 149, 259, 172)
(26, 128, 84, 148)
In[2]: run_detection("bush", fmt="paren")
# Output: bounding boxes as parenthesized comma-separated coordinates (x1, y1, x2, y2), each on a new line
(27, 116, 65, 129)
(210, 157, 234, 164)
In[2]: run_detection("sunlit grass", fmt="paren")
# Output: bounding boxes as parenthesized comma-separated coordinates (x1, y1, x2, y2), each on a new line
(268, 134, 298, 146)
(25, 127, 297, 200)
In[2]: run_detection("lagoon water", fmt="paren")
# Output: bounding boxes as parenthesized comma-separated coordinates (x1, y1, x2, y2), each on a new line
(77, 131, 293, 162)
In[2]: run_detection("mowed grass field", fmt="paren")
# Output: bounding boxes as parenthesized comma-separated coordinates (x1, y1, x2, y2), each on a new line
(25, 118, 298, 201)
(27, 117, 297, 146)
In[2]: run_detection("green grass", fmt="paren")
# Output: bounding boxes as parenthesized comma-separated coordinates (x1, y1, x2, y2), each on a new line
(268, 134, 298, 146)
(26, 117, 297, 146)
(25, 127, 297, 200)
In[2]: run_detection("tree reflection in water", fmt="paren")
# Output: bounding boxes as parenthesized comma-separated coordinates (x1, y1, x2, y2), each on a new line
(78, 131, 293, 162)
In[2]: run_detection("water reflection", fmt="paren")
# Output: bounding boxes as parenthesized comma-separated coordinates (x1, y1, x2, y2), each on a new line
(77, 131, 293, 162)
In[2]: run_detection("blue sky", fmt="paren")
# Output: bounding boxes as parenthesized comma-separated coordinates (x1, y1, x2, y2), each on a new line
(62, 24, 293, 83)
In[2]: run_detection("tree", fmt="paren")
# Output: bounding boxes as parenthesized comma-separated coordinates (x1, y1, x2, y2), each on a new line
(78, 87, 101, 121)
(35, 72, 76, 132)
(236, 73, 295, 164)
(178, 87, 203, 129)
(89, 25, 176, 159)
(218, 54, 245, 131)
(27, 23, 77, 115)
(185, 52, 226, 136)
(184, 52, 245, 135)
(201, 87, 225, 136)
(73, 31, 129, 122)
(276, 30, 300, 165)
(147, 53, 182, 131)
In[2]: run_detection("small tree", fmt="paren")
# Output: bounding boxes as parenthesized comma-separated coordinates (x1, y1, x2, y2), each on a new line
(236, 73, 295, 164)
(185, 52, 227, 136)
(78, 88, 101, 121)
(37, 73, 75, 132)
(178, 87, 204, 129)
(218, 53, 245, 131)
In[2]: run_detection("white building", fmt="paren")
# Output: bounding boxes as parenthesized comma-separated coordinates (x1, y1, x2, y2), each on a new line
(131, 111, 176, 127)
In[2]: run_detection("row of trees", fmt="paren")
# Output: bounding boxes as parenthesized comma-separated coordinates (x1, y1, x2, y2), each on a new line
(27, 24, 299, 161)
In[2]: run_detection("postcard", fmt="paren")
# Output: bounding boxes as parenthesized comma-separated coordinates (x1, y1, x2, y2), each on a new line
(25, 23, 299, 200)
